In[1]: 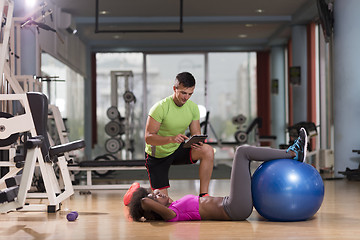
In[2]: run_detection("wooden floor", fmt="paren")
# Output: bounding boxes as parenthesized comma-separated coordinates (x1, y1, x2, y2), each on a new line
(1, 178, 360, 240)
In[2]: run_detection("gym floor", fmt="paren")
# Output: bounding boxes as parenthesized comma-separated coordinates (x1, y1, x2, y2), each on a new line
(0, 178, 359, 239)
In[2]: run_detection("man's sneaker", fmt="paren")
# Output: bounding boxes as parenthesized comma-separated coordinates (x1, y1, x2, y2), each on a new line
(123, 182, 140, 206)
(287, 127, 307, 162)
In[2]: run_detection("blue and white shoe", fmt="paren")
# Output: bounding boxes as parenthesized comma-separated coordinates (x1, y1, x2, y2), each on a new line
(287, 127, 307, 162)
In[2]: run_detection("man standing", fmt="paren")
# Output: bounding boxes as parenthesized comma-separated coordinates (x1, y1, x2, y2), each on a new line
(144, 72, 214, 197)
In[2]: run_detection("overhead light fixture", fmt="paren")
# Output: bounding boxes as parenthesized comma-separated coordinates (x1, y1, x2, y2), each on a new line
(238, 34, 248, 38)
(95, 0, 183, 33)
(255, 9, 264, 13)
(245, 24, 254, 27)
(25, 0, 37, 8)
(66, 28, 77, 34)
(99, 10, 109, 15)
(58, 10, 78, 35)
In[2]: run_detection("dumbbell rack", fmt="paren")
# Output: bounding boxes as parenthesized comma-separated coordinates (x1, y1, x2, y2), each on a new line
(104, 71, 136, 160)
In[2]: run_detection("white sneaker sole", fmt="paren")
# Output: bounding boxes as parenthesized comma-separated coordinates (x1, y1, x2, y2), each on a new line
(301, 128, 307, 162)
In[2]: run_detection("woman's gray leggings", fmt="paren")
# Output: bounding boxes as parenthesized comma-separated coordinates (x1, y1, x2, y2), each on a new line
(222, 145, 293, 220)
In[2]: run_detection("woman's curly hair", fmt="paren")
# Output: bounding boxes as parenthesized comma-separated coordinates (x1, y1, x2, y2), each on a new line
(128, 187, 163, 221)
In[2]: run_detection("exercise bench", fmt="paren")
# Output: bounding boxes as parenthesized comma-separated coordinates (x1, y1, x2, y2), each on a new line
(68, 159, 147, 190)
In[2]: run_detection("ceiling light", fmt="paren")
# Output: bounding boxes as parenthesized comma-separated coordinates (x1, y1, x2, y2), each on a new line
(25, 0, 37, 8)
(66, 27, 77, 35)
(99, 10, 109, 15)
(245, 24, 254, 27)
(238, 34, 247, 38)
(255, 9, 264, 13)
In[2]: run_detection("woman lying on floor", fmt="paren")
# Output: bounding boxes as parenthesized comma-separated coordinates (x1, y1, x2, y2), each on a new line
(128, 128, 307, 222)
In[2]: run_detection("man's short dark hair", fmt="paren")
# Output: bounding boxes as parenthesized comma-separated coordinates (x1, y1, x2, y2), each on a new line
(175, 72, 196, 88)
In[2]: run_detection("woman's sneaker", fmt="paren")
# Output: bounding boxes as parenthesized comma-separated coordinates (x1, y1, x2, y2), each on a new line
(287, 127, 307, 162)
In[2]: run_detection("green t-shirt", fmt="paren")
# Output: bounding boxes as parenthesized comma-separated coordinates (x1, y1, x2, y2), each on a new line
(145, 96, 200, 158)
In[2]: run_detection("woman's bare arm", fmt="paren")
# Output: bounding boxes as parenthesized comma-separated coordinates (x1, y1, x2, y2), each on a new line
(141, 198, 176, 221)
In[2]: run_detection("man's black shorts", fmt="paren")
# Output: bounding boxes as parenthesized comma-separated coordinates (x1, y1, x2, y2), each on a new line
(145, 142, 198, 190)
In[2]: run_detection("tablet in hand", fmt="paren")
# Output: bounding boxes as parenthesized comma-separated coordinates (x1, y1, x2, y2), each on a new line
(183, 135, 208, 148)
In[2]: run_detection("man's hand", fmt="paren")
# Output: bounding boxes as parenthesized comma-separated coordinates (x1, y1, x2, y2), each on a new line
(171, 134, 189, 144)
(191, 141, 204, 150)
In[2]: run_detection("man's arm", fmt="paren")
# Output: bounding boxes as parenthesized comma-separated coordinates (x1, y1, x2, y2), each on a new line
(145, 116, 188, 146)
(189, 119, 201, 136)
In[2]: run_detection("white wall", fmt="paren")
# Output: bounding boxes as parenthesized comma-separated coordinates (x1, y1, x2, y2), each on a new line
(15, 1, 86, 76)
(37, 5, 86, 76)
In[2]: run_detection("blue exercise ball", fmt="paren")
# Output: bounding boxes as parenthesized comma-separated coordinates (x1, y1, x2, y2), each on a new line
(251, 159, 324, 221)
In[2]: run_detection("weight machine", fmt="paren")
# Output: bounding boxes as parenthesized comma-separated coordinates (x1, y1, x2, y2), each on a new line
(339, 150, 360, 180)
(0, 93, 84, 212)
(0, 1, 85, 212)
(202, 111, 277, 148)
(1, 1, 146, 193)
